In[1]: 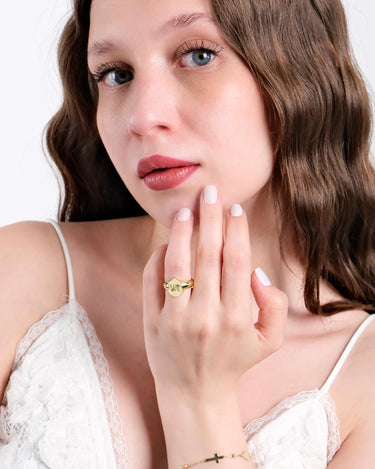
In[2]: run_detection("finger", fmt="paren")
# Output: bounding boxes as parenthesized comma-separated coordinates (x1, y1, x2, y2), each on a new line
(143, 243, 168, 327)
(193, 185, 223, 300)
(164, 207, 194, 309)
(222, 204, 252, 313)
(251, 268, 288, 353)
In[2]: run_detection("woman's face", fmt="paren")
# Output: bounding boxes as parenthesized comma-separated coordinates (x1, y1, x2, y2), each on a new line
(88, 0, 275, 227)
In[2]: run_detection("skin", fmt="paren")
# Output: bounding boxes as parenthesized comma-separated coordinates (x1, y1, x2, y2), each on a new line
(89, 0, 274, 230)
(1, 0, 375, 467)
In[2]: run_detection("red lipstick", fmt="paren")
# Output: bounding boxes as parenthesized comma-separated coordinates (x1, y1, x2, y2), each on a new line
(137, 155, 199, 191)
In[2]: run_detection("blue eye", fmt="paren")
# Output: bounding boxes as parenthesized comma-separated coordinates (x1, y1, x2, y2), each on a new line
(104, 69, 133, 86)
(181, 49, 215, 67)
(91, 65, 133, 87)
(177, 41, 222, 68)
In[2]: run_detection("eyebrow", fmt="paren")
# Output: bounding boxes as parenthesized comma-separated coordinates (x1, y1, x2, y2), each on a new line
(88, 40, 116, 57)
(158, 12, 214, 35)
(88, 12, 215, 57)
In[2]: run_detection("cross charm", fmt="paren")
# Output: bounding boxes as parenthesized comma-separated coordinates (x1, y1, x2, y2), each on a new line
(205, 453, 224, 464)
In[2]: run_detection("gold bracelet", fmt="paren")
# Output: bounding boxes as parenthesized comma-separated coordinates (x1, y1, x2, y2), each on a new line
(180, 450, 251, 468)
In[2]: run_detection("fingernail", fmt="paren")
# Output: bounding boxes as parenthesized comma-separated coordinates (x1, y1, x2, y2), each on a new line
(230, 203, 243, 217)
(255, 267, 272, 286)
(176, 207, 192, 221)
(204, 185, 217, 204)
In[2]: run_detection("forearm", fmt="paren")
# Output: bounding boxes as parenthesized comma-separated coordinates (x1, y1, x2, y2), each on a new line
(157, 389, 254, 469)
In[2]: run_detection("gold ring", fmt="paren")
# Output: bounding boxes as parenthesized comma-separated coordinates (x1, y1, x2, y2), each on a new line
(163, 277, 194, 298)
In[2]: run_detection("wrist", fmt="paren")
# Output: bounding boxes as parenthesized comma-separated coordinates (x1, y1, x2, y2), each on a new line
(154, 385, 253, 468)
(155, 381, 240, 414)
(157, 388, 244, 445)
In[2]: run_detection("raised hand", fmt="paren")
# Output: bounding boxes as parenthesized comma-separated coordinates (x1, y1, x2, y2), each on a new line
(143, 185, 288, 402)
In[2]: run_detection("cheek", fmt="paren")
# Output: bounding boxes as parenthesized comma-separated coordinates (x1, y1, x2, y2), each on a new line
(96, 103, 124, 159)
(198, 68, 268, 133)
(227, 78, 268, 127)
(211, 82, 273, 158)
(96, 102, 111, 144)
(214, 80, 274, 189)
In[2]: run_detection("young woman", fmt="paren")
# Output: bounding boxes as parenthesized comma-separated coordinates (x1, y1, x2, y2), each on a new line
(1, 0, 374, 468)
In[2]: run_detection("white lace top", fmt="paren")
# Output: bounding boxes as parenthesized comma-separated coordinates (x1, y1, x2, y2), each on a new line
(0, 221, 374, 469)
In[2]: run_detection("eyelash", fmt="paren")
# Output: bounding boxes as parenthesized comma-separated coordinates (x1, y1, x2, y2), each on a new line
(90, 61, 130, 84)
(175, 40, 223, 61)
(90, 40, 223, 85)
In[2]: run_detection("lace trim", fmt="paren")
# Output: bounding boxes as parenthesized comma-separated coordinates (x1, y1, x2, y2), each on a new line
(9, 300, 129, 469)
(75, 301, 129, 469)
(243, 388, 341, 462)
(13, 301, 71, 371)
(9, 300, 342, 468)
(321, 391, 341, 462)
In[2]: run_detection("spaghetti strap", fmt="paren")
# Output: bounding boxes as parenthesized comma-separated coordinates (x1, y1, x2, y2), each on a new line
(321, 314, 375, 392)
(47, 219, 76, 302)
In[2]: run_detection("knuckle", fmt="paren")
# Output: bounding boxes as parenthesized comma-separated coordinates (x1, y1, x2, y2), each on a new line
(223, 312, 249, 334)
(188, 318, 216, 343)
(165, 258, 187, 277)
(197, 324, 211, 343)
(196, 245, 220, 267)
(270, 291, 289, 312)
(165, 319, 183, 338)
(225, 249, 250, 270)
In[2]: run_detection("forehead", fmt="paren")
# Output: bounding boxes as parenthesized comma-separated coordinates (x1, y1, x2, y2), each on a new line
(89, 0, 214, 39)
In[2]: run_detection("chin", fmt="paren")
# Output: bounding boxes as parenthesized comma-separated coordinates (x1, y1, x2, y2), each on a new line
(143, 187, 201, 222)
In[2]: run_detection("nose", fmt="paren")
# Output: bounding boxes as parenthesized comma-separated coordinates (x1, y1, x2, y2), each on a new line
(127, 71, 179, 137)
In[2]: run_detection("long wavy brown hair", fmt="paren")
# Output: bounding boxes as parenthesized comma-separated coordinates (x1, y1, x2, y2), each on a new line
(46, 0, 375, 315)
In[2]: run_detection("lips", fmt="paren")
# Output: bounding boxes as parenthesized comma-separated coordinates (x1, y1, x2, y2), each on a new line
(137, 155, 199, 191)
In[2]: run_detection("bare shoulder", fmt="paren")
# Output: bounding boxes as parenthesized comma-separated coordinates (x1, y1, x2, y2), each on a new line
(328, 316, 375, 466)
(349, 314, 375, 396)
(0, 220, 71, 312)
(0, 220, 68, 400)
(348, 314, 375, 381)
(333, 314, 375, 433)
(0, 216, 151, 402)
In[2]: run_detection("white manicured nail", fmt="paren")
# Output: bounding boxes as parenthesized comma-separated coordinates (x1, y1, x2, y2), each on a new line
(255, 267, 272, 286)
(176, 207, 192, 221)
(230, 203, 243, 217)
(204, 185, 217, 204)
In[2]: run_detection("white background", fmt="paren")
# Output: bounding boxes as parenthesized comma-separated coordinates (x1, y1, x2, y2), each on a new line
(0, 1, 374, 227)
